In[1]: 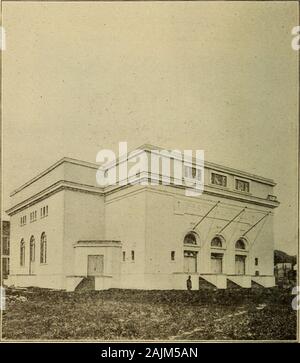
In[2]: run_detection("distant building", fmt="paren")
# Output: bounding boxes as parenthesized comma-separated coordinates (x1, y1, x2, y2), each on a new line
(6, 145, 279, 291)
(274, 263, 292, 279)
(1, 220, 10, 280)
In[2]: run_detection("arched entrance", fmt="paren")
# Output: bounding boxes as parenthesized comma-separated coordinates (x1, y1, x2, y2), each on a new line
(234, 238, 248, 275)
(210, 236, 225, 274)
(183, 231, 199, 273)
(29, 236, 35, 275)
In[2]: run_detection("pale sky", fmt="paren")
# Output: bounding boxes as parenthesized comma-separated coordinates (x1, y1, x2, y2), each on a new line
(2, 2, 298, 254)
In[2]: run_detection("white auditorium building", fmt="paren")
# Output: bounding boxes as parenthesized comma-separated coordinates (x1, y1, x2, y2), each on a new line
(6, 145, 279, 291)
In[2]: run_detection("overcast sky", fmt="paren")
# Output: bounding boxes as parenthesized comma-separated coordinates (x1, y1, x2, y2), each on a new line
(2, 2, 298, 254)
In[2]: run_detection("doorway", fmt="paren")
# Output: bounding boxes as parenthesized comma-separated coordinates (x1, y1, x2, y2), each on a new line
(235, 255, 246, 275)
(211, 253, 223, 274)
(184, 251, 197, 273)
(87, 255, 104, 276)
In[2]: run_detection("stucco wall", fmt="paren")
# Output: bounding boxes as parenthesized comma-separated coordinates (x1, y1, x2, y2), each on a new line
(63, 189, 105, 281)
(143, 185, 275, 289)
(8, 191, 65, 288)
(10, 163, 65, 206)
(74, 245, 121, 288)
(105, 186, 147, 289)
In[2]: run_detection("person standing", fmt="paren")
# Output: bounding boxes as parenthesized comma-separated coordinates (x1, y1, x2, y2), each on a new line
(187, 275, 192, 291)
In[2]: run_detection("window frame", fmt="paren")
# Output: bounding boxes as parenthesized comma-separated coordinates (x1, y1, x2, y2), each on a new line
(30, 236, 35, 262)
(40, 232, 47, 264)
(183, 232, 198, 246)
(234, 177, 251, 193)
(20, 215, 27, 226)
(20, 239, 25, 266)
(171, 251, 175, 261)
(210, 171, 228, 188)
(2, 236, 9, 255)
(211, 236, 223, 249)
(184, 165, 202, 182)
(235, 238, 247, 251)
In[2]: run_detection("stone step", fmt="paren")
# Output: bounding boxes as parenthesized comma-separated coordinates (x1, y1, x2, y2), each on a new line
(198, 276, 217, 290)
(75, 276, 95, 291)
(226, 278, 240, 289)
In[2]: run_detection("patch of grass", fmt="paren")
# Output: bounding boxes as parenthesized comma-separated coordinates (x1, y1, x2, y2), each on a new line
(2, 287, 297, 341)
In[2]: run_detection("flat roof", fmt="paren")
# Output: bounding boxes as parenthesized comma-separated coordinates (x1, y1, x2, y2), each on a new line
(10, 144, 276, 197)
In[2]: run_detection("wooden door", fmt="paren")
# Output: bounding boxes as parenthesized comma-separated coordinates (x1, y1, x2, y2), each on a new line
(184, 251, 197, 273)
(235, 255, 246, 275)
(211, 253, 223, 274)
(87, 255, 104, 276)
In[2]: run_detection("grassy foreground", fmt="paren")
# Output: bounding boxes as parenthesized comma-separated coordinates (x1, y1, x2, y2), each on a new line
(2, 287, 297, 341)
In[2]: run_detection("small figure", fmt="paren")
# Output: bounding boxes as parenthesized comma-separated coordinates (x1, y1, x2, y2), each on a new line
(187, 275, 192, 291)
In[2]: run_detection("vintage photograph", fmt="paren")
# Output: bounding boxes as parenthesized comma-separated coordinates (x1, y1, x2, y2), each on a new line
(0, 1, 299, 342)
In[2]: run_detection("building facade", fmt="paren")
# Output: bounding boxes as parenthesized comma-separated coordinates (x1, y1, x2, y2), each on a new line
(1, 220, 10, 281)
(6, 145, 279, 290)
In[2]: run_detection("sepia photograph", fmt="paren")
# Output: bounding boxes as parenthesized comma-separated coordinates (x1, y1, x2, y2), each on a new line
(0, 0, 299, 344)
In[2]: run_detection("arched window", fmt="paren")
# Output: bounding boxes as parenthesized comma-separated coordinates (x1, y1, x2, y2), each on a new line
(235, 239, 246, 250)
(40, 232, 47, 264)
(20, 239, 25, 266)
(30, 236, 35, 262)
(211, 237, 222, 248)
(184, 232, 197, 245)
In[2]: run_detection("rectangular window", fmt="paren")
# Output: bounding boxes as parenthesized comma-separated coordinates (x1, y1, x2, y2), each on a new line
(2, 237, 9, 255)
(255, 258, 258, 266)
(122, 251, 126, 262)
(40, 206, 49, 218)
(235, 179, 250, 193)
(20, 215, 27, 226)
(171, 251, 175, 261)
(30, 211, 37, 223)
(131, 250, 135, 261)
(211, 173, 227, 187)
(20, 243, 25, 266)
(255, 270, 260, 276)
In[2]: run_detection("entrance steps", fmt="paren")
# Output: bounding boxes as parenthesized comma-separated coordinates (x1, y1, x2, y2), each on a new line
(227, 275, 251, 288)
(198, 276, 217, 290)
(251, 280, 264, 289)
(199, 274, 227, 289)
(227, 279, 241, 289)
(75, 276, 95, 291)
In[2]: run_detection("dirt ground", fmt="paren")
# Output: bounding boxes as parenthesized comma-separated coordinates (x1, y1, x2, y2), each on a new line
(2, 287, 297, 341)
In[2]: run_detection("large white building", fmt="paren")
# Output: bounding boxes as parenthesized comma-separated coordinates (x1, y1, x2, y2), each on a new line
(6, 145, 279, 291)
